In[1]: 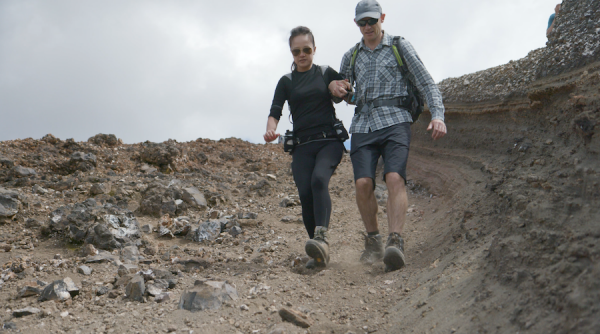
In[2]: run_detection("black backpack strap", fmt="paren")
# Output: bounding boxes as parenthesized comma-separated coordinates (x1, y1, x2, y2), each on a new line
(392, 36, 411, 83)
(317, 64, 340, 123)
(392, 35, 425, 123)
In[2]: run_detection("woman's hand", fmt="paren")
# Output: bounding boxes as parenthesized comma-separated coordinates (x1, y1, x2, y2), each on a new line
(264, 130, 280, 143)
(329, 79, 352, 98)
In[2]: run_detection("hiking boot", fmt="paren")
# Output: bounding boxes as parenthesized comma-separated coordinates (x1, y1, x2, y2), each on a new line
(383, 232, 405, 272)
(360, 234, 384, 265)
(305, 227, 329, 268)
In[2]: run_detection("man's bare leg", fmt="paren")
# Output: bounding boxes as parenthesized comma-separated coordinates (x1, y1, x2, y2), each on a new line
(383, 172, 407, 271)
(355, 177, 379, 233)
(355, 177, 384, 263)
(385, 172, 407, 234)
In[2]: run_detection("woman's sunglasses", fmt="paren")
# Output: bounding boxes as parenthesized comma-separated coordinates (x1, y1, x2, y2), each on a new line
(291, 47, 313, 56)
(356, 18, 379, 27)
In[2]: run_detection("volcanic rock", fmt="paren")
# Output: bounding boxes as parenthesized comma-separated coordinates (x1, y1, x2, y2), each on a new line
(192, 220, 221, 242)
(178, 280, 238, 312)
(77, 265, 93, 276)
(11, 166, 37, 178)
(140, 141, 180, 172)
(39, 277, 79, 302)
(88, 133, 120, 147)
(182, 187, 208, 209)
(66, 152, 97, 173)
(278, 307, 313, 328)
(12, 307, 41, 318)
(125, 275, 145, 302)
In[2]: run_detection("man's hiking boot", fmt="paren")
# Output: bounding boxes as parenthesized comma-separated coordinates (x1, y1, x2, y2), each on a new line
(383, 232, 405, 272)
(305, 227, 329, 268)
(360, 234, 384, 265)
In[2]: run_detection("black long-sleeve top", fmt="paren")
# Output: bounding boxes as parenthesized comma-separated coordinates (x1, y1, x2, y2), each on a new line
(269, 65, 343, 138)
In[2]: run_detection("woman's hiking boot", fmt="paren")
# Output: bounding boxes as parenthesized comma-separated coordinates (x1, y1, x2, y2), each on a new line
(383, 232, 405, 272)
(305, 227, 329, 268)
(360, 234, 384, 265)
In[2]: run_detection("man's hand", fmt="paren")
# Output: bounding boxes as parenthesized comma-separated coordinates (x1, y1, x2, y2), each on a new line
(329, 79, 352, 98)
(427, 119, 447, 140)
(264, 130, 280, 143)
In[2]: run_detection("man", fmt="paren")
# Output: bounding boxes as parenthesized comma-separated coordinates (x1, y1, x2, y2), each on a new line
(329, 0, 447, 272)
(547, 4, 561, 38)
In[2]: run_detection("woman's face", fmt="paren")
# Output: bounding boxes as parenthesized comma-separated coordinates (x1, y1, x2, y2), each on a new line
(290, 34, 315, 72)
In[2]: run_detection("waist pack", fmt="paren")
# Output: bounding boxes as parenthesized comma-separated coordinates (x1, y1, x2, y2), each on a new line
(282, 120, 348, 154)
(349, 36, 424, 124)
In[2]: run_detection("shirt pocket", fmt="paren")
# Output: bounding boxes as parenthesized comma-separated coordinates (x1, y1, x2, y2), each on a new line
(376, 58, 397, 83)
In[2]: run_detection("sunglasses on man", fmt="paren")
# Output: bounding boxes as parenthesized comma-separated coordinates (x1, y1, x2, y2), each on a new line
(356, 18, 379, 27)
(291, 47, 313, 56)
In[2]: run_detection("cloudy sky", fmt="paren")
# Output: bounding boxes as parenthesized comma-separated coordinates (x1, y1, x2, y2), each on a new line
(1, 0, 559, 144)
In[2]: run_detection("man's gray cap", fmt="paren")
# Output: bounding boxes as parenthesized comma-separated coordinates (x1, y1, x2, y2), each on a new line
(355, 0, 382, 21)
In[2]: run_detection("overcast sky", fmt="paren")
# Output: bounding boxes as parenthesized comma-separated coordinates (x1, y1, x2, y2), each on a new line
(0, 0, 559, 144)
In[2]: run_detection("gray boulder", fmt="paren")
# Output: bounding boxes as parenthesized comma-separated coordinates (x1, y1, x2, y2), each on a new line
(192, 220, 221, 242)
(67, 152, 97, 173)
(89, 183, 111, 196)
(120, 245, 141, 263)
(85, 251, 121, 265)
(77, 265, 93, 275)
(83, 213, 141, 251)
(0, 155, 14, 168)
(11, 166, 37, 178)
(238, 212, 258, 219)
(229, 226, 242, 237)
(182, 187, 207, 210)
(39, 277, 79, 302)
(125, 275, 145, 302)
(155, 292, 172, 303)
(178, 280, 238, 312)
(88, 134, 119, 147)
(140, 141, 180, 171)
(118, 264, 139, 276)
(13, 307, 41, 318)
(0, 194, 20, 221)
(17, 286, 42, 298)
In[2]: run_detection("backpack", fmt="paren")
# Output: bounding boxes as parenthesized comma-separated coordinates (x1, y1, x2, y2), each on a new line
(349, 36, 424, 124)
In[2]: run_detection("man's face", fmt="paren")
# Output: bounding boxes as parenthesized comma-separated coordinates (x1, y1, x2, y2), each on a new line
(355, 14, 385, 43)
(555, 4, 561, 13)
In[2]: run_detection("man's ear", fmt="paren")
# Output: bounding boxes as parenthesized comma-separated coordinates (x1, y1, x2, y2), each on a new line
(380, 13, 386, 23)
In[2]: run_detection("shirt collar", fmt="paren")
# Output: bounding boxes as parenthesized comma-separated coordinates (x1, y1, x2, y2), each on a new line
(359, 31, 393, 51)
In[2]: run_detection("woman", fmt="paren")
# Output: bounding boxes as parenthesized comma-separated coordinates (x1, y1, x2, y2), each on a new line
(263, 26, 345, 269)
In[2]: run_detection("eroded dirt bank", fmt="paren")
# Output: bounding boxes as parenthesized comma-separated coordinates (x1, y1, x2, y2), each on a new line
(400, 61, 600, 333)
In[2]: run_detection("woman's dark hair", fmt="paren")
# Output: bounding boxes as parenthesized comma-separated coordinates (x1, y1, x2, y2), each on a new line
(289, 26, 315, 71)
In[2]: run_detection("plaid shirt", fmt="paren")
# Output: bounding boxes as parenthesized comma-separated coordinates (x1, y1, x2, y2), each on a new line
(339, 32, 445, 133)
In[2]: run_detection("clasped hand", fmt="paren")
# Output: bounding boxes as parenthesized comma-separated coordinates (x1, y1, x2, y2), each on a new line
(328, 80, 352, 99)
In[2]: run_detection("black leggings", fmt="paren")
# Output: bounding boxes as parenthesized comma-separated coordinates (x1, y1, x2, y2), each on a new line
(291, 139, 344, 239)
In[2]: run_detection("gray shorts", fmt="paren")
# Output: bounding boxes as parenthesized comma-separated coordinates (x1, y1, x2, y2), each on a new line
(350, 123, 411, 184)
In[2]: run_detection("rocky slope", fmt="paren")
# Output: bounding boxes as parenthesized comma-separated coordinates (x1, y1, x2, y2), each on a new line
(438, 0, 599, 104)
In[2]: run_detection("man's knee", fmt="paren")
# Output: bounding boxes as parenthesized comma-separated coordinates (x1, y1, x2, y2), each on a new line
(385, 173, 406, 193)
(355, 177, 374, 196)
